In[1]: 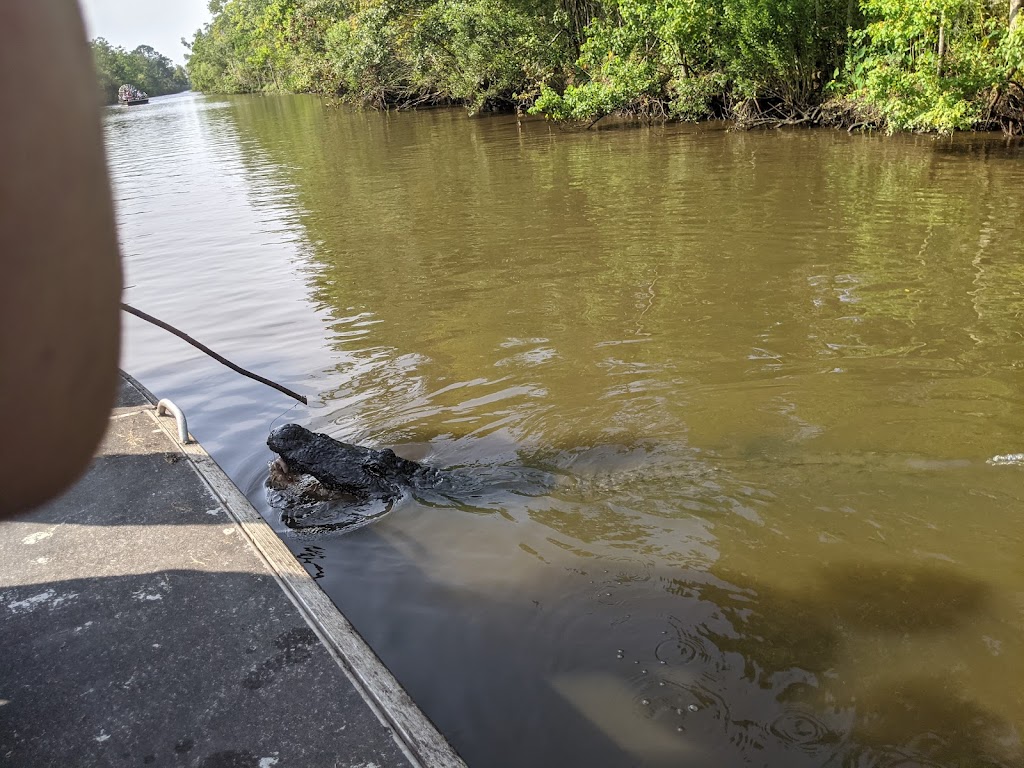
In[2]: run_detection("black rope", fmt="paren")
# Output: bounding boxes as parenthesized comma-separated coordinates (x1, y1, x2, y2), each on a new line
(270, 401, 301, 432)
(121, 303, 308, 405)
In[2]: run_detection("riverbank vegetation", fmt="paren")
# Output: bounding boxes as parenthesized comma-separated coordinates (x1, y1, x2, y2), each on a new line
(185, 0, 1024, 133)
(91, 40, 191, 104)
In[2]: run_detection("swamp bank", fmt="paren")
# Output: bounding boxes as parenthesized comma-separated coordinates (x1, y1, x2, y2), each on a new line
(186, 0, 1024, 133)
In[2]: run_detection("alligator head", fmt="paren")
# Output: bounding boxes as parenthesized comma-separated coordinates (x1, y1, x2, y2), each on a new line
(267, 423, 431, 503)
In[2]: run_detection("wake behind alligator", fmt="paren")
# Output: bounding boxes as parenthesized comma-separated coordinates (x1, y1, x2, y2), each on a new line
(267, 423, 1024, 534)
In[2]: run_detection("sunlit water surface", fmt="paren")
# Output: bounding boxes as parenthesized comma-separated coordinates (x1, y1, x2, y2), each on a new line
(107, 92, 1024, 767)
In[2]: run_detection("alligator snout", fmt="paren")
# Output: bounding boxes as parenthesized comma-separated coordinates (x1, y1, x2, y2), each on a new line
(267, 423, 310, 457)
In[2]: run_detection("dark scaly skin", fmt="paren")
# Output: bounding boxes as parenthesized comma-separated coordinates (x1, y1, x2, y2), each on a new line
(267, 424, 439, 502)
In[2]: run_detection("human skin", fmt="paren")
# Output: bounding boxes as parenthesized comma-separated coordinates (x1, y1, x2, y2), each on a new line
(0, 1, 123, 516)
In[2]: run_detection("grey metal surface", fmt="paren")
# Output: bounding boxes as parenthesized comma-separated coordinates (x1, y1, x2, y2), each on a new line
(0, 379, 415, 768)
(156, 398, 190, 444)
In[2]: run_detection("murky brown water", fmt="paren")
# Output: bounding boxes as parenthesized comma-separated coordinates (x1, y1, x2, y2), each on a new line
(108, 92, 1024, 767)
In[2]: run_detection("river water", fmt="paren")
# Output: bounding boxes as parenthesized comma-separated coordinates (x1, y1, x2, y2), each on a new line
(106, 91, 1024, 767)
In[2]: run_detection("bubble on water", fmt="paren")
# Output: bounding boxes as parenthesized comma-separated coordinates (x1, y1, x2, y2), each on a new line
(768, 710, 836, 752)
(633, 679, 729, 731)
(594, 582, 626, 606)
(656, 634, 706, 665)
(655, 621, 721, 668)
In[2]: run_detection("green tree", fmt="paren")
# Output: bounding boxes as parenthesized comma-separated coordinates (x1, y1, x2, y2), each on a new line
(183, 0, 1024, 132)
(842, 0, 1007, 132)
(90, 38, 129, 103)
(89, 39, 190, 103)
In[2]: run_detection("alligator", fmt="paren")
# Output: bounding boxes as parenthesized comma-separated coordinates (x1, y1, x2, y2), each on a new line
(265, 422, 563, 532)
(266, 423, 444, 531)
(268, 423, 440, 500)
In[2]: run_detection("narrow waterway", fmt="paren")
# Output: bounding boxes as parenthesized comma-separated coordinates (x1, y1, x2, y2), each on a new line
(108, 92, 1024, 767)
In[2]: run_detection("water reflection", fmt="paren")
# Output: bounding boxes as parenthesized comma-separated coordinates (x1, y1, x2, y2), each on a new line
(110, 93, 1024, 767)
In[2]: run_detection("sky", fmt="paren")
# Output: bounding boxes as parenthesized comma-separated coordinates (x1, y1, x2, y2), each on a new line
(78, 0, 212, 66)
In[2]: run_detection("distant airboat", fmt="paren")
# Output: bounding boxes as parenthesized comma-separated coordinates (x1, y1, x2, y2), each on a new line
(118, 83, 149, 105)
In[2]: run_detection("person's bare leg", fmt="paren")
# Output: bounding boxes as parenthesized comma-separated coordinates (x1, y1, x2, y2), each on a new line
(0, 1, 123, 516)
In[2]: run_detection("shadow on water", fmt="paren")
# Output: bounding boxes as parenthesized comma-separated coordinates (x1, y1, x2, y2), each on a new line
(708, 559, 992, 650)
(303, 514, 1022, 768)
(851, 676, 1016, 768)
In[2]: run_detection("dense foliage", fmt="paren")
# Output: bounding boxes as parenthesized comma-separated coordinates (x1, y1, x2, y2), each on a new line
(185, 0, 1024, 131)
(91, 39, 191, 104)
